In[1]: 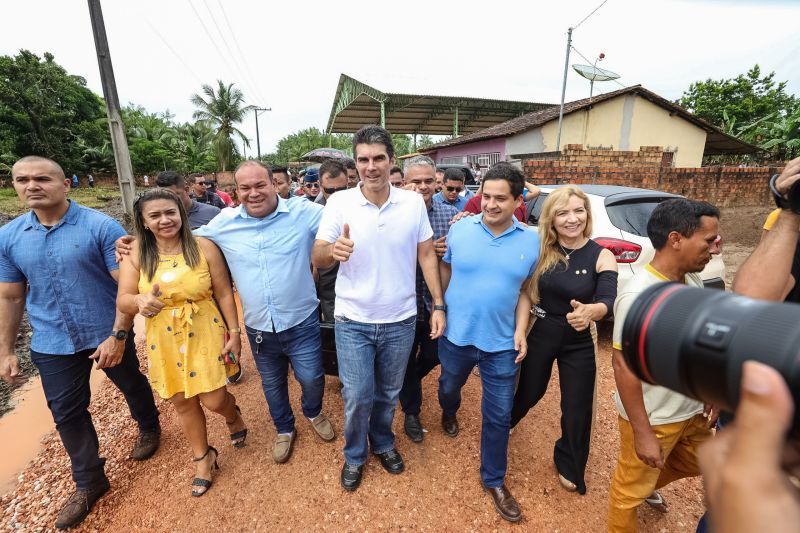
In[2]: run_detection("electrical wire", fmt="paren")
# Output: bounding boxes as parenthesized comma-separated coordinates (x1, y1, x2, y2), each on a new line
(199, 0, 267, 106)
(214, 0, 269, 106)
(142, 19, 204, 86)
(571, 45, 627, 88)
(185, 0, 239, 86)
(573, 0, 610, 29)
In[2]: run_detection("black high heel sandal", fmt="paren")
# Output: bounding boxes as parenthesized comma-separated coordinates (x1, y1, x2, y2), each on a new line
(227, 405, 248, 448)
(191, 446, 219, 497)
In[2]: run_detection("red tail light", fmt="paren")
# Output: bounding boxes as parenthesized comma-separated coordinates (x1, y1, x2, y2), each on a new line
(594, 237, 641, 263)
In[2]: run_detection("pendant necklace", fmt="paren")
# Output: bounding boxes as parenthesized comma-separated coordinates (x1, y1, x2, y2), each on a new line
(558, 243, 573, 260)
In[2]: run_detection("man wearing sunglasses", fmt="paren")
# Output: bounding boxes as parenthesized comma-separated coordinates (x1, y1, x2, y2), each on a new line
(314, 160, 349, 207)
(302, 168, 322, 201)
(314, 160, 350, 322)
(432, 168, 470, 211)
(189, 173, 227, 210)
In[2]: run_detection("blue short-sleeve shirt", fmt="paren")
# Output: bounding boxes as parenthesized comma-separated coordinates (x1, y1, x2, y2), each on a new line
(0, 201, 127, 354)
(194, 196, 323, 332)
(443, 214, 540, 352)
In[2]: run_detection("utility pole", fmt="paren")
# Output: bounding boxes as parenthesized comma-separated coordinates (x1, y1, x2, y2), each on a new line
(555, 27, 573, 153)
(87, 0, 136, 216)
(253, 107, 271, 159)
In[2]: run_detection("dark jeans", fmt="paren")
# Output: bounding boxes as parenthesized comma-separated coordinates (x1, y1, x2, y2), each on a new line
(245, 310, 325, 434)
(31, 333, 160, 491)
(399, 320, 439, 415)
(438, 336, 519, 488)
(510, 314, 595, 494)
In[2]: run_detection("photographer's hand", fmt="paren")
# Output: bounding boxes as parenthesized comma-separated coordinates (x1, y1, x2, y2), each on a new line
(774, 157, 800, 198)
(698, 361, 800, 533)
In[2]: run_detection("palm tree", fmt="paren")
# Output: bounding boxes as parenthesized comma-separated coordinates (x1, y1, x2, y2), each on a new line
(190, 81, 253, 172)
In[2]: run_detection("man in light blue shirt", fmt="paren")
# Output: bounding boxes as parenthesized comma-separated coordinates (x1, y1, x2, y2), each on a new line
(194, 161, 335, 463)
(432, 167, 471, 211)
(437, 162, 539, 523)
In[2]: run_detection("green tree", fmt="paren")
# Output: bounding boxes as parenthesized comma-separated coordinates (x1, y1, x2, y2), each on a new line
(0, 50, 108, 171)
(679, 65, 796, 129)
(191, 81, 253, 172)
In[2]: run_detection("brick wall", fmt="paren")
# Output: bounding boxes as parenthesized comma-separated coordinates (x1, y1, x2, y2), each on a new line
(523, 146, 783, 207)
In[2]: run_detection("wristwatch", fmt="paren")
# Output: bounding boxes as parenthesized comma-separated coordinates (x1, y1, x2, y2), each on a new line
(111, 330, 128, 341)
(433, 304, 447, 312)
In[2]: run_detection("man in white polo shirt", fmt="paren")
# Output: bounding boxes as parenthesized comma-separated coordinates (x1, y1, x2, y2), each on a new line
(312, 125, 446, 492)
(608, 198, 722, 532)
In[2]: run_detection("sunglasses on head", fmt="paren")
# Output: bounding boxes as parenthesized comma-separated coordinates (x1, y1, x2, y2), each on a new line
(323, 186, 348, 195)
(446, 185, 464, 193)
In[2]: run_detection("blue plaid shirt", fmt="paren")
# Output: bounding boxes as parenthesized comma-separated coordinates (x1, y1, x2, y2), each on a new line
(416, 201, 459, 321)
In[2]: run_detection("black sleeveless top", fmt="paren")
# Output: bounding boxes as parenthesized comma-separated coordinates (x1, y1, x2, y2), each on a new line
(537, 239, 618, 317)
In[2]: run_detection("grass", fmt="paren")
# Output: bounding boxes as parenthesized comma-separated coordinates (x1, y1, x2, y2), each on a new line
(0, 186, 121, 217)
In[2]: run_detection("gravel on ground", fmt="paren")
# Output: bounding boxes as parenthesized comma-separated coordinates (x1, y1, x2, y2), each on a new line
(0, 204, 766, 532)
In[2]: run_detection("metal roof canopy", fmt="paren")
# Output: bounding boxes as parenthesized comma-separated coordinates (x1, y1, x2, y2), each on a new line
(326, 74, 554, 136)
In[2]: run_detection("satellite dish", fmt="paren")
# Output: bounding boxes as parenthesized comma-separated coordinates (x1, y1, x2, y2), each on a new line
(572, 64, 620, 82)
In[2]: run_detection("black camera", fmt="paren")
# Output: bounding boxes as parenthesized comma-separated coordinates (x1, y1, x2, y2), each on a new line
(621, 282, 800, 434)
(770, 173, 800, 214)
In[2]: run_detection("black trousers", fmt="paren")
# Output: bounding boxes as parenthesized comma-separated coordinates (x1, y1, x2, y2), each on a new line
(398, 320, 439, 415)
(510, 314, 595, 494)
(30, 333, 160, 491)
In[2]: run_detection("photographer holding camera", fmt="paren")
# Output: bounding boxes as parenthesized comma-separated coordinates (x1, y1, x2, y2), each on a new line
(699, 157, 800, 533)
(608, 198, 722, 532)
(734, 157, 800, 303)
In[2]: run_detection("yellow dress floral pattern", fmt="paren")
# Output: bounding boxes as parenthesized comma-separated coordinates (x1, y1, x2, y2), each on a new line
(138, 248, 238, 399)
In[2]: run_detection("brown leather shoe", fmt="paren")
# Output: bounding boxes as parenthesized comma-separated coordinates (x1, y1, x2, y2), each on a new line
(131, 429, 161, 461)
(442, 414, 459, 437)
(273, 431, 297, 463)
(309, 413, 335, 441)
(484, 484, 522, 523)
(54, 480, 110, 530)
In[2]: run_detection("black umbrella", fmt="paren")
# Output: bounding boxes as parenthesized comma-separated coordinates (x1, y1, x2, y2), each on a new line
(300, 147, 350, 163)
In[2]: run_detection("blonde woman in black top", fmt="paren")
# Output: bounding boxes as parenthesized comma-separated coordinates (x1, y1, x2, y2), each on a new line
(510, 186, 618, 495)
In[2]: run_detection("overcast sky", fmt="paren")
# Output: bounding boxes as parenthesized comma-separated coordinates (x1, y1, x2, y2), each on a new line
(3, 0, 798, 154)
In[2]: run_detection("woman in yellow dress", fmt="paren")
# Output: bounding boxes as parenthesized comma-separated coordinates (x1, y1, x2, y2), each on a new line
(117, 188, 246, 497)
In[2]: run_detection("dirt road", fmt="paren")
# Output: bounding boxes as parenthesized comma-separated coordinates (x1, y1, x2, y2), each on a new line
(0, 205, 770, 532)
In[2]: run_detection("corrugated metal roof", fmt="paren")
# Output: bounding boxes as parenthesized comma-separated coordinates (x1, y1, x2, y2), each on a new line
(326, 74, 554, 135)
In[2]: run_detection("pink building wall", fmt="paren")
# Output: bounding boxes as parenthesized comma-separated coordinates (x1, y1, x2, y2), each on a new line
(427, 137, 507, 164)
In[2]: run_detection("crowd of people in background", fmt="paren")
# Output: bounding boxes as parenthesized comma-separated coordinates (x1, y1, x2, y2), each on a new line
(1, 127, 799, 532)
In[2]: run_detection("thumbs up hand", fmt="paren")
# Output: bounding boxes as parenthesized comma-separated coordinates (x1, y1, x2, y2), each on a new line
(135, 283, 165, 318)
(332, 223, 355, 263)
(566, 299, 591, 332)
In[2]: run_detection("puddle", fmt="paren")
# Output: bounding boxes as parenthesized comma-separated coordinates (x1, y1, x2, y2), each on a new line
(0, 367, 106, 495)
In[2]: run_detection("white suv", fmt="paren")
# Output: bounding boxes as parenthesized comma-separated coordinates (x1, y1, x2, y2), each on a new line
(525, 185, 726, 293)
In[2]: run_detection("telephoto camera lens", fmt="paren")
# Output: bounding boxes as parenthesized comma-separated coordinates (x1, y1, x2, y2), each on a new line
(621, 282, 800, 434)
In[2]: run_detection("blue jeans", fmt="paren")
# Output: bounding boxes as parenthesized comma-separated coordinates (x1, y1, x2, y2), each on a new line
(335, 314, 416, 466)
(438, 336, 519, 488)
(31, 333, 160, 491)
(245, 310, 325, 434)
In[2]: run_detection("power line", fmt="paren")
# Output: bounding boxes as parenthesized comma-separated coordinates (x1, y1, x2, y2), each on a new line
(214, 0, 268, 105)
(143, 19, 204, 86)
(185, 0, 237, 83)
(571, 45, 627, 88)
(199, 0, 266, 105)
(573, 0, 610, 29)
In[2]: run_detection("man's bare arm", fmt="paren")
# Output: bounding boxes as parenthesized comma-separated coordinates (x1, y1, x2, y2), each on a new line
(0, 281, 27, 384)
(733, 210, 799, 301)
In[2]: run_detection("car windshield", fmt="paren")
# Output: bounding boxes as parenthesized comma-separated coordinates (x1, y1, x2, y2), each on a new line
(606, 200, 663, 236)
